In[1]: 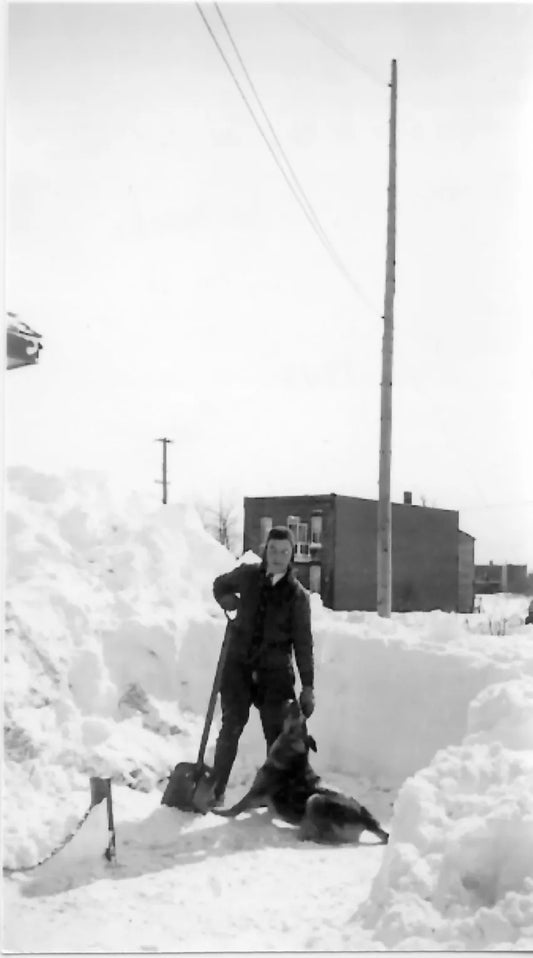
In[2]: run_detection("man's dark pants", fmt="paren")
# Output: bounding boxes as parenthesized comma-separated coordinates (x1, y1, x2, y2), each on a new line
(212, 657, 295, 799)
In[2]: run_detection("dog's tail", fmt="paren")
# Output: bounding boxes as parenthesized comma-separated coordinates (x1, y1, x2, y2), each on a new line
(360, 804, 389, 844)
(373, 825, 389, 844)
(211, 801, 247, 818)
(211, 790, 263, 818)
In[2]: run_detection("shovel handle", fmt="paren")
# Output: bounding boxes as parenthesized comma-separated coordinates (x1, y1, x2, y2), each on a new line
(195, 611, 235, 770)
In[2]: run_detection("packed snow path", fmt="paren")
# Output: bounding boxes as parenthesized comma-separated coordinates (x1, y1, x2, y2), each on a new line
(3, 780, 389, 952)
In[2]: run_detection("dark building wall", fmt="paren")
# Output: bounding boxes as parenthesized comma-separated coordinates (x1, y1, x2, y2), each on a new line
(458, 531, 475, 613)
(243, 495, 336, 607)
(333, 496, 459, 612)
(333, 496, 377, 610)
(391, 503, 459, 612)
(506, 565, 529, 593)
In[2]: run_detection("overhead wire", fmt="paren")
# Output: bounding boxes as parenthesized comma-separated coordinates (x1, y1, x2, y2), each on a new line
(281, 6, 428, 151)
(195, 2, 379, 318)
(198, 6, 529, 537)
(271, 5, 503, 515)
(279, 4, 387, 91)
(213, 4, 350, 273)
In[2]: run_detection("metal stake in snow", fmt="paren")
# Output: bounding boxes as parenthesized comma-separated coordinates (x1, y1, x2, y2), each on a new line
(90, 777, 117, 864)
(377, 60, 398, 619)
(3, 777, 118, 875)
(155, 437, 173, 504)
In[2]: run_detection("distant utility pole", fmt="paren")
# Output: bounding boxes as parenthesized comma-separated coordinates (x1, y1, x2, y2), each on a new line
(155, 438, 173, 504)
(377, 59, 398, 618)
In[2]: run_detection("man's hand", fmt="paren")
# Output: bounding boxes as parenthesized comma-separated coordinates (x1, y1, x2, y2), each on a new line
(219, 593, 239, 613)
(299, 686, 315, 718)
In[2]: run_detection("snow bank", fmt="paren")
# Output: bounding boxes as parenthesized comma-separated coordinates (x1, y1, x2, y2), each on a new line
(309, 596, 533, 786)
(470, 592, 532, 636)
(355, 676, 533, 950)
(188, 594, 533, 792)
(4, 466, 235, 866)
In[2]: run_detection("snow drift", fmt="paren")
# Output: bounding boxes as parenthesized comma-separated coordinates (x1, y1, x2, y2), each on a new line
(356, 677, 533, 950)
(4, 466, 236, 866)
(3, 466, 533, 950)
(310, 598, 533, 785)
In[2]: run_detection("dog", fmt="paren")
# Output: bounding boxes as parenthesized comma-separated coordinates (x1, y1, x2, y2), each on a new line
(212, 700, 389, 845)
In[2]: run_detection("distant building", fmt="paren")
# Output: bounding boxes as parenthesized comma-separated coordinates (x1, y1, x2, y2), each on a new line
(244, 492, 475, 613)
(474, 562, 529, 595)
(458, 530, 476, 614)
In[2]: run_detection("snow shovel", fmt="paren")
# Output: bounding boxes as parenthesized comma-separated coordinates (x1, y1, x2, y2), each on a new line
(161, 611, 235, 814)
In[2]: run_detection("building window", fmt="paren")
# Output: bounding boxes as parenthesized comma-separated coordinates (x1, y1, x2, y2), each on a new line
(287, 515, 299, 543)
(311, 514, 323, 544)
(309, 565, 321, 594)
(294, 542, 310, 559)
(259, 516, 272, 548)
(296, 522, 308, 546)
(288, 516, 310, 560)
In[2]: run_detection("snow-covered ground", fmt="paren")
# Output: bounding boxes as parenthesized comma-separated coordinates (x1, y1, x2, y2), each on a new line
(3, 467, 533, 951)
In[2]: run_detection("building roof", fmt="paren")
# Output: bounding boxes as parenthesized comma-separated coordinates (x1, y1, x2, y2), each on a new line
(245, 492, 460, 516)
(6, 317, 43, 370)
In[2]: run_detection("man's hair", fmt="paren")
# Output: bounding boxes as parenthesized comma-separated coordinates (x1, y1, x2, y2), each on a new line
(266, 525, 295, 547)
(262, 525, 295, 565)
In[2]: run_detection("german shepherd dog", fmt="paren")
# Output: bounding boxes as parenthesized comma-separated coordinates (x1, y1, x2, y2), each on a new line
(213, 700, 389, 845)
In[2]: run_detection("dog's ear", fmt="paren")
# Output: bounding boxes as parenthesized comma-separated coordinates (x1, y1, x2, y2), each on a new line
(306, 734, 318, 753)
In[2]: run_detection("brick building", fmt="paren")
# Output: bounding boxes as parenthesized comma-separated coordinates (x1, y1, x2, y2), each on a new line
(243, 493, 475, 613)
(474, 562, 529, 595)
(458, 530, 476, 614)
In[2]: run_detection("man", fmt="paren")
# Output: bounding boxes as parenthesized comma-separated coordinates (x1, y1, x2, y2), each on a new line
(211, 525, 315, 804)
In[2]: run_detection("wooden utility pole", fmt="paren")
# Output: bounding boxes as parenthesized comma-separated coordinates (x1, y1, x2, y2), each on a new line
(377, 59, 398, 618)
(155, 437, 173, 504)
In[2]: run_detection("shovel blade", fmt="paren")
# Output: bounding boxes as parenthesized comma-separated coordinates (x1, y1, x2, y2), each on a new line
(161, 761, 217, 813)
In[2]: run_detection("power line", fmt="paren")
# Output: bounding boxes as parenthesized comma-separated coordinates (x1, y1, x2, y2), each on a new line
(283, 6, 431, 142)
(214, 3, 376, 308)
(214, 5, 345, 267)
(280, 3, 429, 154)
(195, 3, 378, 316)
(197, 2, 373, 310)
(280, 4, 386, 91)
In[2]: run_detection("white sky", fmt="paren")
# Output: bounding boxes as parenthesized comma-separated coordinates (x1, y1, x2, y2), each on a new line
(4, 1, 533, 564)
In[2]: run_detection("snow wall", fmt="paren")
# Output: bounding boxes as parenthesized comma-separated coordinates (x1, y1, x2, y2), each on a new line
(5, 467, 533, 795)
(4, 469, 533, 857)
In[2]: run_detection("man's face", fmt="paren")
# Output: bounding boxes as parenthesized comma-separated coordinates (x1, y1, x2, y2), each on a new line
(265, 538, 292, 576)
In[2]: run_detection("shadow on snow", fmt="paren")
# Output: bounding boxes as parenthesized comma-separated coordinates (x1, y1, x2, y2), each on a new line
(19, 804, 384, 899)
